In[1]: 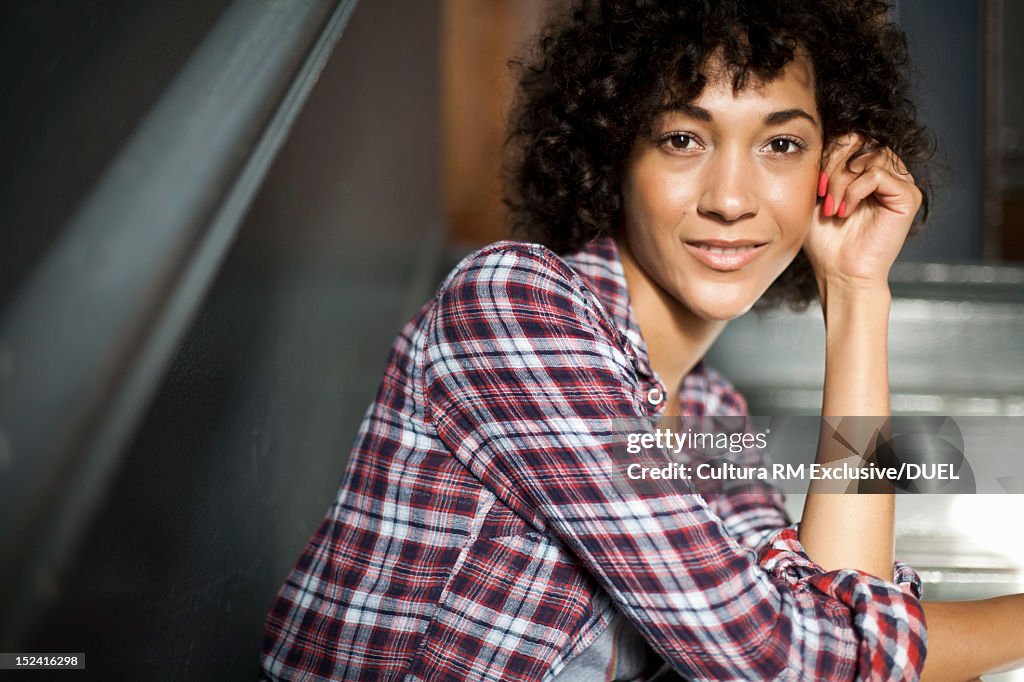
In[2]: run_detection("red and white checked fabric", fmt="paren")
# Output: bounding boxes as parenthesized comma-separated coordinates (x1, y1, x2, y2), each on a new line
(261, 237, 926, 681)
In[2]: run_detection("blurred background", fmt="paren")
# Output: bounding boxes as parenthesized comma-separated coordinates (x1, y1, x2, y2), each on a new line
(0, 0, 1021, 678)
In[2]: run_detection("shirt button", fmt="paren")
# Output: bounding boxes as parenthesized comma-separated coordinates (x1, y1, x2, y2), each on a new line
(646, 387, 664, 406)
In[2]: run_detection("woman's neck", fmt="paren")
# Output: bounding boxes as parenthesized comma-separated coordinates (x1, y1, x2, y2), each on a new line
(617, 236, 727, 407)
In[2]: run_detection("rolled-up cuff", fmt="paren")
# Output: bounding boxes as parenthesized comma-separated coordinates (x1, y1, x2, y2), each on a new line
(757, 525, 927, 681)
(758, 525, 922, 595)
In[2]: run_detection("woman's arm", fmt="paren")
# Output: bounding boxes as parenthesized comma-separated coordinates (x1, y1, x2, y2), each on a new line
(922, 596, 1024, 681)
(798, 136, 921, 579)
(798, 284, 895, 578)
(798, 140, 1024, 680)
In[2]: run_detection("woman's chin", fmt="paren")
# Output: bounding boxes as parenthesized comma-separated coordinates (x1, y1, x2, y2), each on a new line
(682, 288, 761, 322)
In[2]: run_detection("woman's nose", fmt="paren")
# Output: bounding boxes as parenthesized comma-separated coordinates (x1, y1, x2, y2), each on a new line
(696, 153, 758, 222)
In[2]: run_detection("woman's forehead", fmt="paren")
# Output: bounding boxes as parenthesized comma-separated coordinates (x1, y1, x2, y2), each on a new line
(662, 55, 819, 123)
(699, 50, 814, 96)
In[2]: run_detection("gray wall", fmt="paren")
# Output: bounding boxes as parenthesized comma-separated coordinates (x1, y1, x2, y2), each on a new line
(897, 0, 984, 262)
(22, 0, 442, 677)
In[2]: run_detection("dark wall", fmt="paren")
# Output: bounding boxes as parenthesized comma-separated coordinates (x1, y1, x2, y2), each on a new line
(24, 0, 442, 677)
(0, 0, 232, 310)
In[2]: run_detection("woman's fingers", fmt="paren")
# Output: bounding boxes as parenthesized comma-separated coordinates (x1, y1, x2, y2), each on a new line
(819, 140, 916, 220)
(819, 134, 862, 217)
(836, 166, 913, 224)
(841, 146, 919, 219)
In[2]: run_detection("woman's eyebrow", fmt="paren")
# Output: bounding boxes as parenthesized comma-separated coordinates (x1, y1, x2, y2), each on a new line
(763, 108, 819, 127)
(672, 104, 712, 122)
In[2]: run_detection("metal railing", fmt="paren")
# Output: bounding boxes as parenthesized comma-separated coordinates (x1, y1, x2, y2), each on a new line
(0, 0, 359, 647)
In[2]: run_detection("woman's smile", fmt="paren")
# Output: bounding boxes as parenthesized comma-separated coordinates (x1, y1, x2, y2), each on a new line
(683, 239, 770, 271)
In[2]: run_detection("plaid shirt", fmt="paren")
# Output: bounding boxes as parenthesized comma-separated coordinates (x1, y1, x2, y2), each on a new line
(261, 238, 927, 681)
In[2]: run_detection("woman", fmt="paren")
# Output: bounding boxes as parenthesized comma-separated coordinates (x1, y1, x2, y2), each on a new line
(261, 1, 1023, 680)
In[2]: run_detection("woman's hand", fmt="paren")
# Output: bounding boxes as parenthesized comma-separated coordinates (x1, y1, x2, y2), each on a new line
(802, 133, 923, 298)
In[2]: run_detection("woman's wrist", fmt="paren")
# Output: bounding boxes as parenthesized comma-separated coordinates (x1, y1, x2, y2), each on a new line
(817, 275, 892, 328)
(819, 276, 891, 418)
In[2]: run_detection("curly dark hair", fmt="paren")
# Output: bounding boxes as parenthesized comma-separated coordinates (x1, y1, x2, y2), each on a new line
(504, 0, 934, 309)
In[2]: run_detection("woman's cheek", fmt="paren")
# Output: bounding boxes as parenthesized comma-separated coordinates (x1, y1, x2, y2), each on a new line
(773, 194, 817, 248)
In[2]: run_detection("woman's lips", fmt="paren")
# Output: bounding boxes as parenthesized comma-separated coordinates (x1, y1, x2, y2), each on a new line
(683, 240, 769, 271)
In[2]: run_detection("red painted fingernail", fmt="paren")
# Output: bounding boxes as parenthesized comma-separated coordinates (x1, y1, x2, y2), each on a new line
(837, 200, 847, 218)
(823, 193, 834, 216)
(817, 172, 828, 198)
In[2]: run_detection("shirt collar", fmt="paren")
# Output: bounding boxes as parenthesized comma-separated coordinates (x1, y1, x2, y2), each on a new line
(561, 236, 642, 352)
(561, 236, 711, 409)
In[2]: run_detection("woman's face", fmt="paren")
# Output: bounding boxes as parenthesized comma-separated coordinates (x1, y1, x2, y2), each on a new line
(621, 56, 823, 321)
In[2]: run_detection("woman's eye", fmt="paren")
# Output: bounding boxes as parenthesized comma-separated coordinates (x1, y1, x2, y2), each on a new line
(766, 138, 801, 154)
(663, 134, 697, 151)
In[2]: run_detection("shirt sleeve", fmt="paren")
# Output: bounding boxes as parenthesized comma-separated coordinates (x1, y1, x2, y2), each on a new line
(422, 244, 926, 682)
(706, 470, 793, 552)
(680, 376, 794, 552)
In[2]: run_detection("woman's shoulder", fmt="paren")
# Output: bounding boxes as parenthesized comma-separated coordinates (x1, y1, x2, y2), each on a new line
(433, 240, 606, 318)
(437, 240, 582, 293)
(424, 239, 623, 349)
